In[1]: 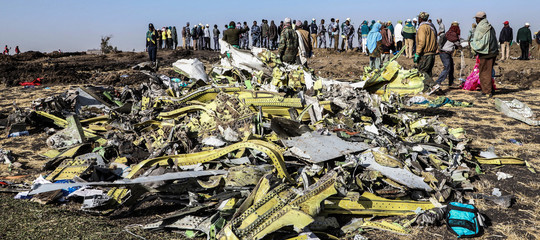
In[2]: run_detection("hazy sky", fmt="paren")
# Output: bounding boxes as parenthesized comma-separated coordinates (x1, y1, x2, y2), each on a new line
(2, 0, 538, 52)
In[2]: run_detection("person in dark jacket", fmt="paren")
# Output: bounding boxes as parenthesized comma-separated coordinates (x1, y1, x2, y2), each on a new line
(146, 23, 158, 65)
(269, 20, 278, 50)
(309, 19, 318, 49)
(222, 21, 249, 48)
(213, 24, 221, 51)
(517, 23, 532, 60)
(261, 19, 269, 48)
(278, 18, 299, 64)
(499, 21, 513, 61)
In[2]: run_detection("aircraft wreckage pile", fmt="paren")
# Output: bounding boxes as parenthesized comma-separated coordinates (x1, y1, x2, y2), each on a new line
(3, 40, 531, 239)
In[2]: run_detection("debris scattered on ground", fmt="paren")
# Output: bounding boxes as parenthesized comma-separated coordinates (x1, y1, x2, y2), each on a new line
(0, 41, 534, 239)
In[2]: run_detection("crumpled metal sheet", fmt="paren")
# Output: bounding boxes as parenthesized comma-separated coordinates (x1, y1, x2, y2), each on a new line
(29, 170, 227, 195)
(356, 148, 432, 191)
(495, 98, 539, 125)
(283, 131, 370, 163)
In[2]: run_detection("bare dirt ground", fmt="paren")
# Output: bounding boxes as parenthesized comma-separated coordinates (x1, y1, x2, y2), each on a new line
(0, 46, 538, 239)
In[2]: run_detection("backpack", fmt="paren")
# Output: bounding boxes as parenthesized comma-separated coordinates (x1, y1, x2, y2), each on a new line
(445, 202, 484, 238)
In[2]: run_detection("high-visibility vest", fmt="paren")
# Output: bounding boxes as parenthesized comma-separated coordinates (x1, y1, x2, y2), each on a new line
(162, 31, 167, 40)
(167, 29, 172, 38)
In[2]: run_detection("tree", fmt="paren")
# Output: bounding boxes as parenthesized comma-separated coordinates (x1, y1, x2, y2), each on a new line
(100, 35, 118, 53)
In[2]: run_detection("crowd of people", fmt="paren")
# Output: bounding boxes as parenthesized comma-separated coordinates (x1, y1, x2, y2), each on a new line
(146, 11, 540, 98)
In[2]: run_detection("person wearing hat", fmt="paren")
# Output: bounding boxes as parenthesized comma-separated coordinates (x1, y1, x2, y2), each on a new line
(414, 12, 437, 78)
(499, 21, 513, 61)
(394, 20, 403, 52)
(360, 20, 370, 54)
(146, 23, 158, 65)
(387, 21, 394, 36)
(296, 19, 312, 65)
(310, 18, 318, 49)
(333, 19, 340, 51)
(318, 19, 327, 49)
(470, 11, 498, 97)
(517, 23, 532, 60)
(341, 18, 353, 51)
(278, 18, 299, 64)
(402, 19, 416, 58)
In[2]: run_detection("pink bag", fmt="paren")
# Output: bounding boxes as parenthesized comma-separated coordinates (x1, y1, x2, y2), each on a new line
(462, 56, 496, 91)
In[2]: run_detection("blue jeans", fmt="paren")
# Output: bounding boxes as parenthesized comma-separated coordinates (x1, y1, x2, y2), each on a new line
(147, 46, 157, 62)
(252, 36, 260, 48)
(261, 36, 268, 48)
(213, 37, 220, 50)
(436, 52, 454, 85)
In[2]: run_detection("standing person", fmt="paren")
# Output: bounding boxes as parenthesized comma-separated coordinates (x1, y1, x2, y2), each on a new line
(536, 30, 540, 58)
(278, 18, 299, 64)
(168, 27, 173, 49)
(402, 19, 416, 58)
(412, 18, 418, 29)
(437, 18, 446, 38)
(251, 21, 261, 48)
(387, 21, 394, 36)
(296, 20, 312, 66)
(369, 20, 376, 30)
(162, 27, 167, 49)
(172, 26, 178, 49)
(303, 20, 309, 31)
(213, 24, 220, 51)
(261, 20, 269, 48)
(318, 19, 327, 48)
(278, 21, 284, 41)
(380, 23, 393, 63)
(341, 19, 351, 51)
(3, 45, 8, 55)
(433, 23, 461, 91)
(499, 21, 513, 61)
(222, 21, 249, 48)
(328, 18, 336, 48)
(197, 24, 204, 50)
(269, 20, 278, 50)
(146, 23, 158, 65)
(414, 12, 438, 78)
(192, 25, 199, 50)
(517, 23, 532, 60)
(333, 19, 340, 51)
(361, 20, 370, 54)
(15, 46, 20, 54)
(241, 22, 250, 49)
(182, 23, 191, 49)
(367, 22, 383, 69)
(204, 24, 211, 50)
(310, 19, 318, 49)
(157, 30, 162, 49)
(394, 20, 403, 52)
(347, 20, 355, 51)
(470, 11, 499, 97)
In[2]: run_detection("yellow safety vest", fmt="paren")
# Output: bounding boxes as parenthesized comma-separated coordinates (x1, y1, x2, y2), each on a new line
(167, 29, 172, 38)
(162, 31, 167, 40)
